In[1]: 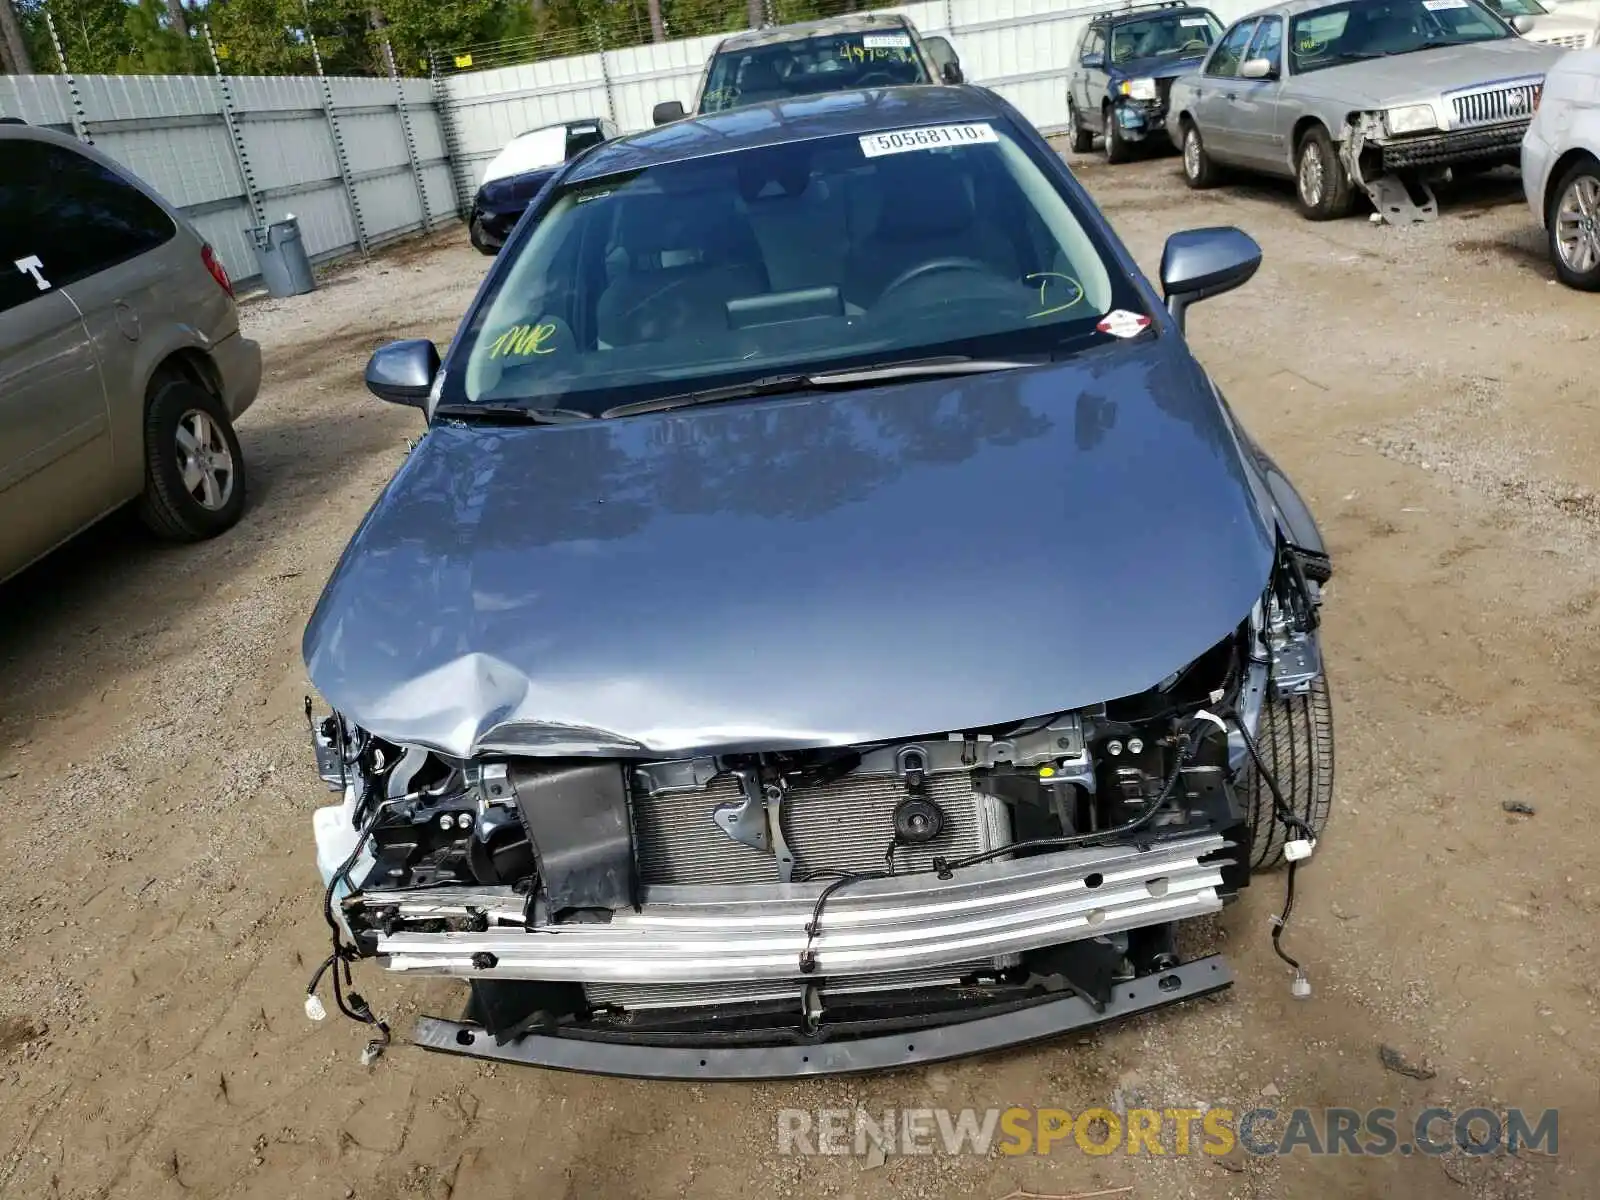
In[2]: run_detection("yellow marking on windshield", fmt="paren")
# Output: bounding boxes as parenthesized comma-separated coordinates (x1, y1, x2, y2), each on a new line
(837, 44, 916, 62)
(1025, 272, 1086, 319)
(487, 322, 558, 359)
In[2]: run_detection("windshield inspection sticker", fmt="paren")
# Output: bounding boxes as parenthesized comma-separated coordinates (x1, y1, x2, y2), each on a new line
(1097, 309, 1152, 339)
(862, 33, 913, 48)
(1422, 0, 1468, 9)
(860, 122, 998, 158)
(1180, 16, 1212, 25)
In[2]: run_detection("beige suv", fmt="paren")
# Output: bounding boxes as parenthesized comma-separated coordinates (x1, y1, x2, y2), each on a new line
(0, 121, 261, 584)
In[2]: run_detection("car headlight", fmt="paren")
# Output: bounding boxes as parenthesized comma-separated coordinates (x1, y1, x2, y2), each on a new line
(1384, 104, 1438, 135)
(1118, 77, 1159, 101)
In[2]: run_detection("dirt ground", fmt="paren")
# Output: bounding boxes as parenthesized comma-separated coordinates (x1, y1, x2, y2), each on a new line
(2, 146, 1598, 1200)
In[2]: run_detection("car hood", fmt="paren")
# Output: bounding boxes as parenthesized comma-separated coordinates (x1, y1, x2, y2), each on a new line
(475, 166, 560, 214)
(1294, 38, 1563, 107)
(1115, 53, 1210, 81)
(303, 339, 1276, 760)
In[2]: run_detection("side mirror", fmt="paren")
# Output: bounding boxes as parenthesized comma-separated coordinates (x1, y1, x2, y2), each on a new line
(1081, 51, 1104, 69)
(922, 35, 964, 83)
(365, 339, 439, 408)
(652, 99, 687, 126)
(1240, 57, 1276, 79)
(1510, 13, 1535, 32)
(1160, 226, 1262, 332)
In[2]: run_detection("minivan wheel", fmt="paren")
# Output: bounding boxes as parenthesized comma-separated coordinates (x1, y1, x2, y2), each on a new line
(138, 379, 247, 541)
(1548, 159, 1600, 291)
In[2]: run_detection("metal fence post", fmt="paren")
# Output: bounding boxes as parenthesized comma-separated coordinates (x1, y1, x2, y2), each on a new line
(383, 36, 433, 233)
(428, 51, 468, 220)
(594, 24, 617, 125)
(309, 28, 368, 256)
(945, 0, 956, 32)
(204, 24, 266, 231)
(44, 11, 92, 145)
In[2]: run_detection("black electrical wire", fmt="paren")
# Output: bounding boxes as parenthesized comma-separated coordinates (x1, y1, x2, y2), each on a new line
(306, 782, 392, 1059)
(1226, 708, 1314, 977)
(790, 715, 1215, 973)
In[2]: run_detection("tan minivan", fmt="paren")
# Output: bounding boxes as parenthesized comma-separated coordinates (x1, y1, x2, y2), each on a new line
(0, 120, 261, 584)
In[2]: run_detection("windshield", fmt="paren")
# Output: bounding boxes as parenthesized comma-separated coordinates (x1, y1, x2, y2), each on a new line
(1109, 12, 1225, 63)
(451, 118, 1142, 417)
(1290, 0, 1511, 71)
(698, 31, 931, 113)
(1480, 0, 1548, 15)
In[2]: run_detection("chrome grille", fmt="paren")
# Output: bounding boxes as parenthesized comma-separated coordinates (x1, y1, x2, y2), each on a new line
(631, 770, 1004, 886)
(1449, 80, 1542, 128)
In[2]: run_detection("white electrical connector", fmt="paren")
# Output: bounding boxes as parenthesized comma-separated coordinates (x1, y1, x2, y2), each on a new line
(304, 993, 327, 1022)
(1284, 837, 1316, 863)
(360, 1041, 385, 1067)
(1291, 969, 1312, 1000)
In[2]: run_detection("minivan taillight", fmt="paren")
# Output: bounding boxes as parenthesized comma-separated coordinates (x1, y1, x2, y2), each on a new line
(201, 243, 234, 298)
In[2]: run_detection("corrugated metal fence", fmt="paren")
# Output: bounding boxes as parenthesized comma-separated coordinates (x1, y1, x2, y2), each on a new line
(0, 68, 454, 289)
(436, 0, 1265, 197)
(1, 0, 1265, 287)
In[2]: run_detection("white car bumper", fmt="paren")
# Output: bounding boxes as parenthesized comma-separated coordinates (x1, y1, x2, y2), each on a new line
(1522, 122, 1556, 230)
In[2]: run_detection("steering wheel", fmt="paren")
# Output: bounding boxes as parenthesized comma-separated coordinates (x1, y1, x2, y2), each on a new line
(879, 257, 999, 301)
(856, 69, 899, 86)
(1178, 37, 1208, 51)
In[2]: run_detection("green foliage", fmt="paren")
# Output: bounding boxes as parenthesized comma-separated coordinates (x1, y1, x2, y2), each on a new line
(4, 0, 886, 78)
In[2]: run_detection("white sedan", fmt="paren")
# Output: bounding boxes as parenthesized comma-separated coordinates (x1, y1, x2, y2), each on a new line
(1522, 46, 1600, 288)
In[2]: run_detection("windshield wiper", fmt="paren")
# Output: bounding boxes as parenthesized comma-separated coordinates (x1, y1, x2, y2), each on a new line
(599, 356, 1041, 420)
(434, 402, 594, 424)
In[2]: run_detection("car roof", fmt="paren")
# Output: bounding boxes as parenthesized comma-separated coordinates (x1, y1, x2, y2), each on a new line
(1091, 1, 1214, 26)
(568, 85, 1005, 183)
(715, 11, 915, 52)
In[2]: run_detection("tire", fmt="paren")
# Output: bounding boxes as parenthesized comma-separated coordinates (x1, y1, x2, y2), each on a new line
(1547, 159, 1600, 292)
(1294, 126, 1355, 221)
(1066, 98, 1094, 154)
(1245, 673, 1335, 871)
(469, 215, 497, 256)
(137, 379, 247, 542)
(1103, 104, 1131, 164)
(1180, 120, 1219, 189)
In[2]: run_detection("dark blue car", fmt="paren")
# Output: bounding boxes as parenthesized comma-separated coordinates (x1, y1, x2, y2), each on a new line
(1065, 1, 1224, 163)
(304, 85, 1335, 1079)
(468, 117, 618, 255)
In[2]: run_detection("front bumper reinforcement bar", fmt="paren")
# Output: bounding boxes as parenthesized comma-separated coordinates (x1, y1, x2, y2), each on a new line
(375, 834, 1229, 984)
(412, 955, 1235, 1079)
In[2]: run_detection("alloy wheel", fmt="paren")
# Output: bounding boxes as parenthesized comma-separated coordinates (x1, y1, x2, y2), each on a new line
(1555, 174, 1600, 274)
(175, 409, 237, 511)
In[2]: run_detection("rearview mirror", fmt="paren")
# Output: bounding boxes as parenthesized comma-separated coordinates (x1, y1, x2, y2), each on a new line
(365, 339, 439, 408)
(1081, 51, 1104, 69)
(1510, 13, 1535, 31)
(1240, 57, 1275, 79)
(1160, 226, 1262, 331)
(652, 99, 687, 126)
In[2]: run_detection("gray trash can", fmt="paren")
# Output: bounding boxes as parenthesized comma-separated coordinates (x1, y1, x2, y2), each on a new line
(248, 216, 316, 298)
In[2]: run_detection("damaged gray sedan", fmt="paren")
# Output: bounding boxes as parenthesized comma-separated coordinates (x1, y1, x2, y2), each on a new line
(300, 85, 1334, 1078)
(1168, 0, 1562, 221)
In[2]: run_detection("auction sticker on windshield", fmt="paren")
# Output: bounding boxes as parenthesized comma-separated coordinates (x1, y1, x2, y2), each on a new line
(1180, 16, 1212, 25)
(1421, 0, 1467, 9)
(862, 32, 912, 48)
(860, 123, 998, 158)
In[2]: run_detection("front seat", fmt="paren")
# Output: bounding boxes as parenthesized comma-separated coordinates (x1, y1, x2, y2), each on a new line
(595, 192, 768, 347)
(842, 153, 1017, 309)
(734, 55, 789, 106)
